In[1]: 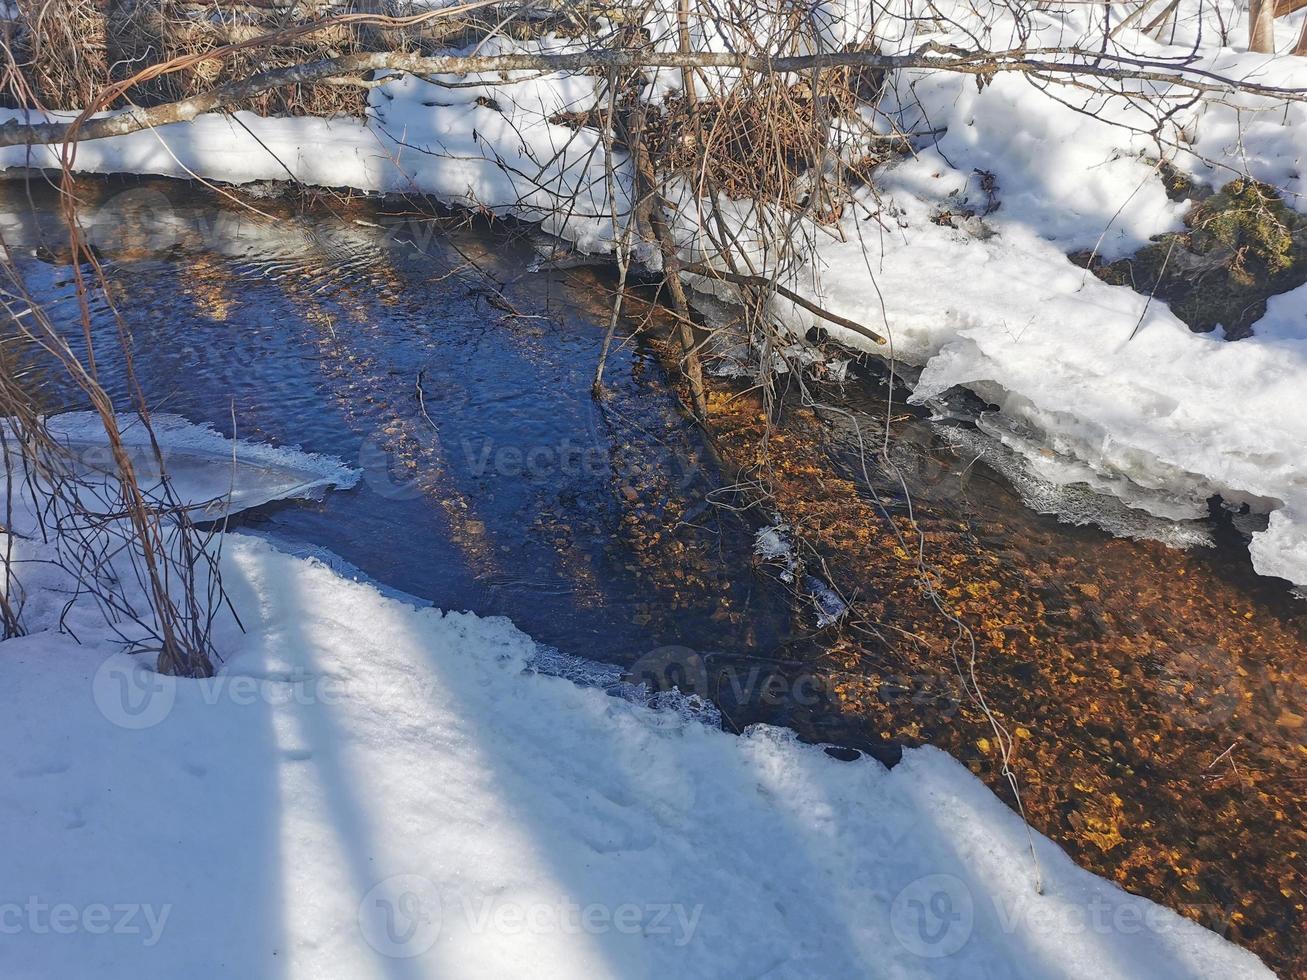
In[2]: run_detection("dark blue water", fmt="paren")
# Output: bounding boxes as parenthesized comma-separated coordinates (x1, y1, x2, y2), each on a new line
(2, 175, 793, 662)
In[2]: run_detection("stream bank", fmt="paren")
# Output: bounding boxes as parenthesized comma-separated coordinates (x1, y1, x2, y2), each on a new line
(3, 173, 1303, 976)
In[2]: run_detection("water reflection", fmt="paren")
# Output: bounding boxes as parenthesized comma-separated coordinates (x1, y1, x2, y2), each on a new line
(0, 175, 793, 662)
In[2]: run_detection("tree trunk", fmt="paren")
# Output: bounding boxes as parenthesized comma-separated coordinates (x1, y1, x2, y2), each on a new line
(1143, 0, 1180, 39)
(1249, 0, 1277, 52)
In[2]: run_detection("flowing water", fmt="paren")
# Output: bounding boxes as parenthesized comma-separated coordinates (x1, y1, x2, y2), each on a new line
(2, 175, 796, 662)
(2, 174, 1303, 976)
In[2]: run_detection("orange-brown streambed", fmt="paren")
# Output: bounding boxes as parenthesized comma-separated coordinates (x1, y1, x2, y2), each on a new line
(4, 174, 1302, 976)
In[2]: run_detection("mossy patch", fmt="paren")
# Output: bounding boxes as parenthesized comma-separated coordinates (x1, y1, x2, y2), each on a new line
(1072, 178, 1307, 340)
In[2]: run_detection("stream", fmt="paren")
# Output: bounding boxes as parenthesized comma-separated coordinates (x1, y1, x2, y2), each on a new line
(2, 174, 1303, 976)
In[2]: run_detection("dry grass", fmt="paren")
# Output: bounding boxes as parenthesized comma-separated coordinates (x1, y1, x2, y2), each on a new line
(10, 0, 111, 110)
(4, 0, 448, 116)
(114, 0, 362, 116)
(642, 69, 881, 222)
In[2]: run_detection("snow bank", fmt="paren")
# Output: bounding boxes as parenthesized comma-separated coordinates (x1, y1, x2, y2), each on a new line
(0, 534, 1274, 978)
(0, 34, 631, 254)
(778, 1, 1307, 584)
(803, 175, 1307, 585)
(872, 3, 1307, 241)
(795, 33, 1307, 584)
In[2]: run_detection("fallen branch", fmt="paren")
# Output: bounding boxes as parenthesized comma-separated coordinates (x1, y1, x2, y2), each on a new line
(680, 263, 888, 347)
(2, 42, 1305, 149)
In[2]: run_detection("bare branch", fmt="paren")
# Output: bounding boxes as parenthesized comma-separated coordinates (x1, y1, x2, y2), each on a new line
(2, 42, 1305, 149)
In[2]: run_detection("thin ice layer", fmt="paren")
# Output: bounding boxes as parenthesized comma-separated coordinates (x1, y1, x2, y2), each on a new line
(26, 412, 361, 518)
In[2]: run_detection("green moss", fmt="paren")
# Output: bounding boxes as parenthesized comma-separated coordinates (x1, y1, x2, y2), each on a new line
(1073, 179, 1307, 340)
(1189, 179, 1297, 277)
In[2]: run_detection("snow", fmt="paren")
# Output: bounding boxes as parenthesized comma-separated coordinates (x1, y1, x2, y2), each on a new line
(0, 417, 1274, 976)
(0, 527, 1276, 978)
(800, 148, 1307, 587)
(789, 10, 1307, 586)
(0, 34, 629, 254)
(880, 72, 1188, 260)
(754, 523, 797, 581)
(0, 413, 362, 638)
(0, 6, 1302, 973)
